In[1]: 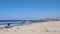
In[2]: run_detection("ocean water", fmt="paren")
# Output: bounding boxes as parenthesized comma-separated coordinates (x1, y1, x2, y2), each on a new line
(0, 20, 46, 25)
(0, 20, 26, 27)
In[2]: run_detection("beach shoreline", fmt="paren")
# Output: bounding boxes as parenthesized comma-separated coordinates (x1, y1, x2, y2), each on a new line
(0, 21, 60, 34)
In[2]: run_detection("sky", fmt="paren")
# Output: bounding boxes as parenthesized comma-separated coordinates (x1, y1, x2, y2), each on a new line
(0, 0, 60, 20)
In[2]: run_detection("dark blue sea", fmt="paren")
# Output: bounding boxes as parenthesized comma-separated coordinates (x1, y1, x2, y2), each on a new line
(0, 20, 46, 25)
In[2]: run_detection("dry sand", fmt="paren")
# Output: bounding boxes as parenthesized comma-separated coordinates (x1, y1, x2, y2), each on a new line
(0, 21, 60, 34)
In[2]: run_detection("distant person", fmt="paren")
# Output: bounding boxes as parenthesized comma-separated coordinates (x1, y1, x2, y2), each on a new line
(5, 23, 11, 28)
(7, 23, 11, 26)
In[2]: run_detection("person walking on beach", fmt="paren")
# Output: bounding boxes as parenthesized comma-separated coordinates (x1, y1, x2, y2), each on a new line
(5, 23, 11, 28)
(8, 23, 11, 26)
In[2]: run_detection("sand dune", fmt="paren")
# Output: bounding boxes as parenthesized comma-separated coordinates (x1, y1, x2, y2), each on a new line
(0, 21, 60, 34)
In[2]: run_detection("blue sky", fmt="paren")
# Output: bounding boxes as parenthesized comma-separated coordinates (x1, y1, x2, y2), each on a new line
(0, 0, 60, 20)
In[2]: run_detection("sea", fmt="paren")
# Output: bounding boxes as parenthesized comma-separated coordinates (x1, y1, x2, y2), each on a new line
(0, 20, 30, 27)
(0, 20, 46, 27)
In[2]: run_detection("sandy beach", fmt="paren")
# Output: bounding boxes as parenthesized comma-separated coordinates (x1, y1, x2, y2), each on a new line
(0, 21, 60, 34)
